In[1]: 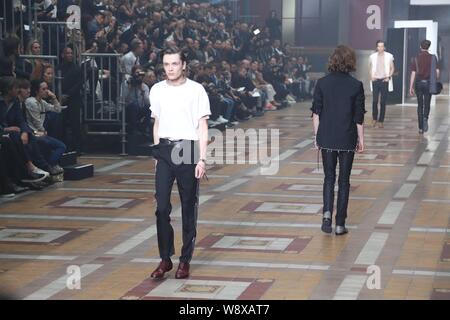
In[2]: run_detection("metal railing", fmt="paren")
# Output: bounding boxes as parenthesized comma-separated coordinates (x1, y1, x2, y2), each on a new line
(1, 0, 38, 50)
(18, 54, 59, 94)
(1, 2, 81, 64)
(81, 53, 127, 155)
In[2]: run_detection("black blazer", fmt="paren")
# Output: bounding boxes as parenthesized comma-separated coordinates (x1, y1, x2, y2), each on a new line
(311, 72, 366, 151)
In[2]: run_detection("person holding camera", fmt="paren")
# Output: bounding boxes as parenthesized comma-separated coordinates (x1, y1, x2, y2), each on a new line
(123, 65, 151, 136)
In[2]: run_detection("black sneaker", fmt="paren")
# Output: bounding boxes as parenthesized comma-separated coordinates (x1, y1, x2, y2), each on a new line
(321, 211, 332, 234)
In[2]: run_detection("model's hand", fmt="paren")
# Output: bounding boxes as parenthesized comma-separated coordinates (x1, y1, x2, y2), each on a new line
(409, 87, 415, 96)
(21, 132, 29, 145)
(195, 161, 206, 179)
(313, 136, 319, 150)
(383, 77, 390, 82)
(47, 90, 56, 100)
(356, 140, 364, 153)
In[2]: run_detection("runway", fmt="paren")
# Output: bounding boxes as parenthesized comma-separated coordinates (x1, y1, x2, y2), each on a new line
(1, 98, 450, 300)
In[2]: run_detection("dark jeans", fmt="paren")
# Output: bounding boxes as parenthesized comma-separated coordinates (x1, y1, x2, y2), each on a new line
(44, 111, 64, 141)
(372, 79, 388, 122)
(415, 80, 432, 130)
(153, 140, 199, 263)
(321, 149, 355, 226)
(35, 135, 66, 167)
(0, 136, 29, 184)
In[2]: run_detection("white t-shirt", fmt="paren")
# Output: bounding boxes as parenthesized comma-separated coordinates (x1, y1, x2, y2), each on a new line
(150, 78, 211, 141)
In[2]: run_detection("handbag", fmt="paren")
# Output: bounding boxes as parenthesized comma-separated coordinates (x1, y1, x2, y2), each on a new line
(429, 54, 442, 95)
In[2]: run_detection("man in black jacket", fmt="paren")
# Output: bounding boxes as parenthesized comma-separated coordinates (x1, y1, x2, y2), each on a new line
(57, 46, 83, 152)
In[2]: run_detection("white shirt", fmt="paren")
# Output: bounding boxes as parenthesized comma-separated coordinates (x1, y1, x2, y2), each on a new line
(121, 51, 139, 75)
(369, 51, 394, 92)
(150, 78, 211, 141)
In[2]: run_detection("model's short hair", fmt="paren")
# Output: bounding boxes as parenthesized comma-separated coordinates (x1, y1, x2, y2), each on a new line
(327, 45, 356, 73)
(160, 46, 187, 64)
(376, 40, 385, 47)
(421, 40, 431, 50)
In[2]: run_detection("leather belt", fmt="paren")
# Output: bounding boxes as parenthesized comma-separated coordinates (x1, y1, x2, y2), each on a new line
(159, 138, 189, 145)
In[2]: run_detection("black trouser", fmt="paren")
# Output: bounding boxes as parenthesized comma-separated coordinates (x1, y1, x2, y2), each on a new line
(153, 139, 199, 264)
(321, 149, 355, 226)
(415, 80, 432, 130)
(372, 79, 388, 122)
(0, 136, 29, 183)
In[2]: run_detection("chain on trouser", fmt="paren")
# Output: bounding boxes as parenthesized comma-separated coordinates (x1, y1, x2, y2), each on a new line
(178, 172, 199, 264)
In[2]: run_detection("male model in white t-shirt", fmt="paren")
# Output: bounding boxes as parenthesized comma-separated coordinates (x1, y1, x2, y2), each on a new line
(369, 40, 395, 129)
(149, 47, 211, 280)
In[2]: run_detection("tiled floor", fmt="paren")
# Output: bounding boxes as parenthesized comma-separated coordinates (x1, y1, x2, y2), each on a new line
(1, 97, 449, 300)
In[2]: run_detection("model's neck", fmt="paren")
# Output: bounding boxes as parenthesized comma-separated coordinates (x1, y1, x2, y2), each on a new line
(167, 76, 187, 86)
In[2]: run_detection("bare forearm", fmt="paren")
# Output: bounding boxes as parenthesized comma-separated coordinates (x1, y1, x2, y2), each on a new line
(153, 119, 159, 144)
(312, 114, 319, 136)
(357, 124, 364, 142)
(410, 72, 416, 89)
(198, 118, 208, 160)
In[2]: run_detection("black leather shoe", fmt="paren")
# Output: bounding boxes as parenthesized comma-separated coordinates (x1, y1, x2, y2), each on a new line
(321, 211, 332, 234)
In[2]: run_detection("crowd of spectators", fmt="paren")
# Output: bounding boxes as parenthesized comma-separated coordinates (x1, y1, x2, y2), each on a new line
(0, 0, 316, 198)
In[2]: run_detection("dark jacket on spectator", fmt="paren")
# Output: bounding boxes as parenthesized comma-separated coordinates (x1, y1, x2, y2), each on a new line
(0, 97, 33, 134)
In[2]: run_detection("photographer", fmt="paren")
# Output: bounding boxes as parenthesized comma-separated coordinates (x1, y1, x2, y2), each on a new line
(123, 65, 151, 135)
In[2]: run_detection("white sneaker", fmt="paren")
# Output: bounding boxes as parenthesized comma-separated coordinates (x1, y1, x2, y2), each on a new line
(208, 120, 219, 127)
(216, 116, 229, 124)
(32, 167, 50, 178)
(0, 193, 16, 199)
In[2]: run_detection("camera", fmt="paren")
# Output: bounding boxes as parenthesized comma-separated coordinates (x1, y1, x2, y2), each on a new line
(129, 71, 145, 86)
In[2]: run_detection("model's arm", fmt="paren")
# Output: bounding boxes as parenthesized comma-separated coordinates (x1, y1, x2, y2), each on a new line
(389, 60, 395, 78)
(195, 116, 208, 179)
(153, 118, 159, 145)
(356, 123, 364, 153)
(409, 71, 416, 96)
(312, 113, 319, 149)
